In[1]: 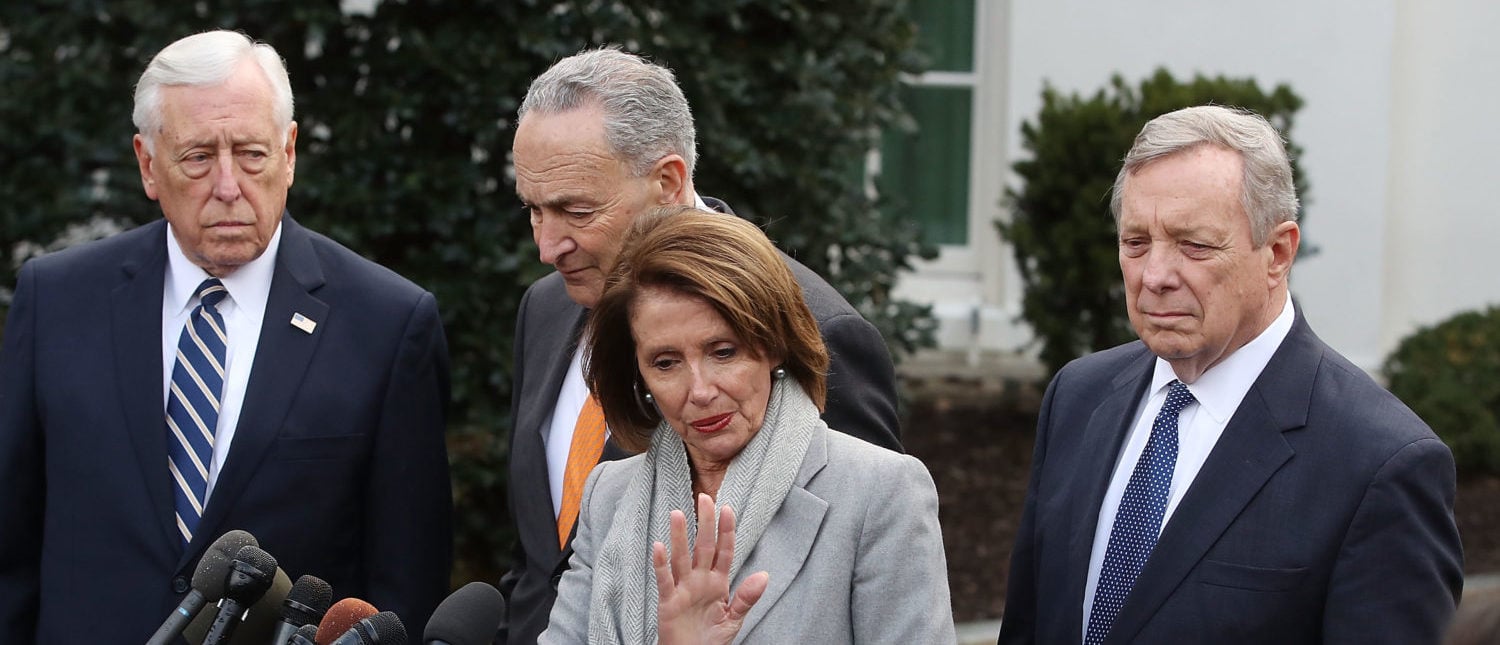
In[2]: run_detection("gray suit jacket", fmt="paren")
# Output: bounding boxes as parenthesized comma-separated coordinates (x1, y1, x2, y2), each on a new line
(540, 425, 953, 644)
(998, 313, 1463, 644)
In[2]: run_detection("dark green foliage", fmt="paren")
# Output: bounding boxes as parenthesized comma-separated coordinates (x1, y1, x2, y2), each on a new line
(0, 0, 930, 584)
(998, 69, 1306, 375)
(1385, 307, 1500, 477)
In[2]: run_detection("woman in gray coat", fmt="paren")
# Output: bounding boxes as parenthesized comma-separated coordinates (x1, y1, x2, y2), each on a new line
(538, 206, 954, 644)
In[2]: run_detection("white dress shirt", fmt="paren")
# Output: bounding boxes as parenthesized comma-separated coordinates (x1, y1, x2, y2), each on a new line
(1081, 297, 1295, 636)
(160, 222, 281, 504)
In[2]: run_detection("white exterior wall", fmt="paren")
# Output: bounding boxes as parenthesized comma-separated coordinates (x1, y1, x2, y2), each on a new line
(901, 0, 1500, 373)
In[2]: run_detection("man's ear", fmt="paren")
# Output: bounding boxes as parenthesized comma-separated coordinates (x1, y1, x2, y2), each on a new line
(283, 121, 298, 188)
(1266, 220, 1300, 286)
(133, 134, 159, 201)
(650, 154, 690, 205)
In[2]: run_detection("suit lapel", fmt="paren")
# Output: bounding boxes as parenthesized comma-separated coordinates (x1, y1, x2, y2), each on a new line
(514, 294, 587, 563)
(112, 222, 177, 549)
(1053, 357, 1152, 643)
(184, 217, 327, 564)
(1106, 318, 1318, 644)
(733, 431, 830, 644)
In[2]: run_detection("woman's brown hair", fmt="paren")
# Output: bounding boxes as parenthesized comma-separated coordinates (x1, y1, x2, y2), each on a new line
(584, 205, 829, 452)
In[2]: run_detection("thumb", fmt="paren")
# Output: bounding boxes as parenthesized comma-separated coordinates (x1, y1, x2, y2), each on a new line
(727, 571, 769, 621)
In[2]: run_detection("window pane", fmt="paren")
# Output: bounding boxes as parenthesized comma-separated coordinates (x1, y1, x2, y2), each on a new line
(880, 85, 972, 245)
(911, 1, 975, 73)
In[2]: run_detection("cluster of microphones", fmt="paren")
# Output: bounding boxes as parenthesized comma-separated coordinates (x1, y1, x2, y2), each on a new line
(146, 530, 505, 645)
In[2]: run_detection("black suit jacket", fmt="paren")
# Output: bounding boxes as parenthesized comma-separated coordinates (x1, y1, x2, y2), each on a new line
(495, 197, 901, 644)
(0, 216, 453, 643)
(998, 313, 1463, 644)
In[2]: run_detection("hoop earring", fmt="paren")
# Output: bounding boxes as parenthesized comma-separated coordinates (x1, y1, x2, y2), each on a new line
(772, 366, 787, 380)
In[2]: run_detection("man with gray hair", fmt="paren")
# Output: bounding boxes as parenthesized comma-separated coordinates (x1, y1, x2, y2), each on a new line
(0, 30, 452, 642)
(500, 47, 901, 643)
(997, 104, 1463, 644)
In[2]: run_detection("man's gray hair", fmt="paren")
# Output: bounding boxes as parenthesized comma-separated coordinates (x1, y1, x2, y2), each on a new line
(133, 30, 294, 152)
(1110, 105, 1299, 247)
(518, 47, 696, 177)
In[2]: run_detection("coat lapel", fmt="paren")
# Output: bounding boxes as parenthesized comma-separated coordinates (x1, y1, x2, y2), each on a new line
(1105, 318, 1318, 644)
(732, 430, 830, 644)
(183, 217, 327, 565)
(1055, 357, 1153, 643)
(516, 295, 588, 563)
(112, 222, 177, 549)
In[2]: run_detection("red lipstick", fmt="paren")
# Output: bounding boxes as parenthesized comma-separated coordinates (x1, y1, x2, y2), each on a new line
(690, 413, 733, 434)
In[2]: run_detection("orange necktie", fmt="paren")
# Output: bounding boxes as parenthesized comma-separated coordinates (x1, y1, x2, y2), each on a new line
(557, 395, 607, 548)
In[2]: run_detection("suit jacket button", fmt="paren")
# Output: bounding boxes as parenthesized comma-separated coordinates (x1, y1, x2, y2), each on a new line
(551, 572, 563, 588)
(172, 576, 190, 594)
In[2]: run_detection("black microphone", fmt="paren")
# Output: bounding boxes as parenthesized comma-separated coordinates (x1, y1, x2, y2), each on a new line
(423, 582, 505, 645)
(270, 575, 333, 645)
(288, 623, 320, 644)
(326, 611, 407, 645)
(202, 544, 279, 645)
(145, 529, 259, 645)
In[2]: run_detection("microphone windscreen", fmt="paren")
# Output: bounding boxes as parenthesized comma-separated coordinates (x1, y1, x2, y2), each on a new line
(292, 623, 320, 643)
(424, 582, 505, 644)
(284, 574, 334, 624)
(359, 611, 407, 644)
(184, 566, 292, 644)
(317, 598, 378, 645)
(191, 530, 259, 599)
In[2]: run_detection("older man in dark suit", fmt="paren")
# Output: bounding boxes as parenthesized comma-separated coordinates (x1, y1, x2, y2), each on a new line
(998, 105, 1463, 644)
(498, 47, 902, 644)
(0, 31, 451, 643)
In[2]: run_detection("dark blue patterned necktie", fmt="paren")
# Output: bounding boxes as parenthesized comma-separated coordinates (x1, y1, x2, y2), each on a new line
(165, 278, 228, 546)
(1086, 379, 1195, 644)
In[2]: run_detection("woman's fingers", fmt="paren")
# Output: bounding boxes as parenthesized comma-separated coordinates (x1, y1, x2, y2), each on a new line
(714, 503, 738, 576)
(652, 541, 674, 601)
(668, 509, 691, 582)
(727, 571, 769, 621)
(693, 493, 717, 570)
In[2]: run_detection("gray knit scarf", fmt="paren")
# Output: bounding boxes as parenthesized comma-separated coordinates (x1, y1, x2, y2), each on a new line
(585, 377, 821, 644)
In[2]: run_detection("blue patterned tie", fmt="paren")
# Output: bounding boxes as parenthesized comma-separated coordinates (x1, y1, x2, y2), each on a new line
(1086, 380, 1195, 644)
(165, 278, 228, 546)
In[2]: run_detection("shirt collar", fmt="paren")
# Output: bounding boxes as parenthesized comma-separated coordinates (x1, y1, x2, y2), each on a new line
(1148, 296, 1296, 424)
(164, 220, 283, 317)
(692, 192, 710, 210)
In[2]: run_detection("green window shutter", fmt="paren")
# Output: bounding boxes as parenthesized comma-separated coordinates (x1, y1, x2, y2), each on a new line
(912, 1, 975, 73)
(880, 85, 973, 245)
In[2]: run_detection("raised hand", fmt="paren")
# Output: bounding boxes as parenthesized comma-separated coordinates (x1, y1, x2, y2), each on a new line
(653, 493, 769, 645)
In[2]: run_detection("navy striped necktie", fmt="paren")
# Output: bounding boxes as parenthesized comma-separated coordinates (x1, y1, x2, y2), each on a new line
(1086, 379, 1195, 644)
(165, 278, 228, 546)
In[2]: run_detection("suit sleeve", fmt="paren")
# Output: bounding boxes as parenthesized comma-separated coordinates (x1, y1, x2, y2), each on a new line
(820, 312, 902, 453)
(536, 464, 607, 645)
(851, 454, 956, 644)
(364, 290, 452, 641)
(495, 284, 534, 645)
(996, 371, 1063, 645)
(1321, 436, 1463, 644)
(0, 261, 42, 643)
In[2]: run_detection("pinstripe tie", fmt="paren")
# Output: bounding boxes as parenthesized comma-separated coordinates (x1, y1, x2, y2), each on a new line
(165, 278, 228, 546)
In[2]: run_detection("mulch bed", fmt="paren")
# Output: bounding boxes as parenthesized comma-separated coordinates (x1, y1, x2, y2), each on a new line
(904, 394, 1500, 623)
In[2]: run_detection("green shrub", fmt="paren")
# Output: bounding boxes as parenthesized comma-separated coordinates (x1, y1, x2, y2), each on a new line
(0, 0, 931, 585)
(1384, 306, 1500, 477)
(999, 69, 1307, 375)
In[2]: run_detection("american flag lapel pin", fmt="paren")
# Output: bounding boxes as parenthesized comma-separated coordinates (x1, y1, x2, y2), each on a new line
(290, 312, 317, 334)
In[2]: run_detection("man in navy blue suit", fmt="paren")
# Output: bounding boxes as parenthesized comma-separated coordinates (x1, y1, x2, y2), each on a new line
(998, 105, 1463, 644)
(0, 30, 451, 643)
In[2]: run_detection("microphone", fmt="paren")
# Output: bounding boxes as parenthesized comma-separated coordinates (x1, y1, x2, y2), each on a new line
(423, 582, 505, 645)
(289, 623, 320, 644)
(270, 575, 334, 645)
(316, 598, 378, 645)
(145, 529, 258, 645)
(202, 544, 279, 645)
(326, 611, 407, 645)
(186, 564, 291, 644)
